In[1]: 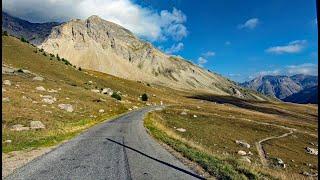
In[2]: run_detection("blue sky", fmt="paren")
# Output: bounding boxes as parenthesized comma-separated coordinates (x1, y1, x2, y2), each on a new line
(3, 0, 318, 82)
(137, 0, 318, 82)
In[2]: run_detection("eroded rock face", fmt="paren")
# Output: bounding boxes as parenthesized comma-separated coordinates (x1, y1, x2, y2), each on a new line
(38, 15, 267, 100)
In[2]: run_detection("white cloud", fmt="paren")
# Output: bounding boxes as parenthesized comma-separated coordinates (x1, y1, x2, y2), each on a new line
(3, 0, 188, 42)
(238, 18, 259, 29)
(249, 63, 318, 79)
(265, 40, 307, 54)
(165, 42, 184, 54)
(197, 57, 207, 67)
(225, 41, 231, 45)
(286, 63, 318, 75)
(202, 51, 216, 58)
(228, 73, 241, 77)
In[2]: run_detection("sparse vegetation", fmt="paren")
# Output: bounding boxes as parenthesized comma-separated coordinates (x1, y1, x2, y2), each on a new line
(111, 92, 122, 100)
(141, 93, 148, 101)
(2, 31, 8, 36)
(20, 37, 28, 43)
(78, 67, 82, 71)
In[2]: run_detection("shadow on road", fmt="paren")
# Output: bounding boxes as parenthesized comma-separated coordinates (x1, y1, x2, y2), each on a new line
(106, 138, 205, 180)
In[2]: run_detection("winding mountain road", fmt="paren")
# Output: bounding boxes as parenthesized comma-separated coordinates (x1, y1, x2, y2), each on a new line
(5, 107, 202, 180)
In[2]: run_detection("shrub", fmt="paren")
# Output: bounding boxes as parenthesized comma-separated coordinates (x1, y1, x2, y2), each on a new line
(56, 54, 60, 61)
(111, 92, 121, 101)
(147, 83, 151, 87)
(78, 67, 82, 71)
(39, 48, 44, 52)
(43, 52, 47, 56)
(141, 93, 148, 101)
(33, 49, 37, 53)
(20, 37, 28, 43)
(50, 53, 55, 57)
(2, 31, 8, 36)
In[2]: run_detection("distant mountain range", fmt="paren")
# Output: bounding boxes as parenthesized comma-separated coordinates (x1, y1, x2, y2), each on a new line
(2, 11, 270, 101)
(240, 74, 318, 104)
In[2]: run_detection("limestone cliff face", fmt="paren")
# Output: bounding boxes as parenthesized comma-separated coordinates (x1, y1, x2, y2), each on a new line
(39, 15, 266, 99)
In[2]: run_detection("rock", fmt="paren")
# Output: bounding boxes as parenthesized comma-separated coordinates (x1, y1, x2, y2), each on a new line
(42, 95, 56, 104)
(10, 124, 30, 131)
(128, 108, 132, 111)
(248, 151, 253, 156)
(176, 128, 186, 132)
(45, 110, 52, 113)
(36, 86, 46, 91)
(91, 89, 100, 93)
(32, 101, 38, 104)
(146, 103, 151, 106)
(193, 115, 197, 118)
(101, 88, 113, 95)
(99, 109, 105, 113)
(22, 69, 31, 73)
(4, 140, 12, 143)
(47, 89, 58, 93)
(302, 171, 318, 177)
(2, 88, 6, 92)
(88, 81, 93, 84)
(132, 106, 138, 109)
(180, 111, 187, 115)
(3, 80, 11, 86)
(235, 140, 251, 149)
(33, 76, 44, 81)
(237, 150, 247, 156)
(275, 158, 286, 168)
(2, 97, 10, 102)
(160, 101, 163, 105)
(58, 104, 74, 112)
(99, 98, 106, 102)
(30, 121, 45, 130)
(305, 147, 318, 155)
(240, 156, 251, 163)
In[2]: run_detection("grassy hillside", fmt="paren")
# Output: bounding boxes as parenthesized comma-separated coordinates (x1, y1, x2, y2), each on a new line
(145, 95, 318, 179)
(1, 35, 189, 152)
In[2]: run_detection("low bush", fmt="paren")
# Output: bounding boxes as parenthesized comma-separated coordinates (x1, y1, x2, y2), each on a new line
(141, 93, 148, 101)
(111, 92, 122, 101)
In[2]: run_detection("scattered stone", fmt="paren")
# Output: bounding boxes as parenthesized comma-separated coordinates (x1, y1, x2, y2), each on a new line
(10, 124, 30, 131)
(235, 140, 251, 149)
(176, 128, 186, 132)
(240, 156, 251, 163)
(88, 81, 93, 84)
(101, 88, 113, 95)
(58, 104, 74, 112)
(45, 111, 52, 113)
(32, 101, 38, 104)
(275, 158, 286, 168)
(180, 111, 187, 115)
(2, 97, 10, 102)
(160, 101, 163, 105)
(36, 86, 46, 91)
(128, 108, 133, 111)
(193, 115, 197, 118)
(30, 121, 45, 130)
(302, 171, 318, 177)
(3, 80, 11, 86)
(32, 76, 44, 81)
(291, 160, 295, 162)
(99, 109, 105, 113)
(146, 103, 151, 106)
(305, 147, 318, 155)
(42, 95, 56, 104)
(66, 97, 70, 100)
(132, 106, 138, 109)
(47, 89, 58, 93)
(248, 151, 253, 156)
(197, 106, 201, 109)
(4, 140, 12, 143)
(237, 150, 247, 156)
(91, 89, 100, 93)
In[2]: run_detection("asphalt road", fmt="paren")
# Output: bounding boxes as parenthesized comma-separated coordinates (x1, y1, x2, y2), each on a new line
(5, 107, 203, 180)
